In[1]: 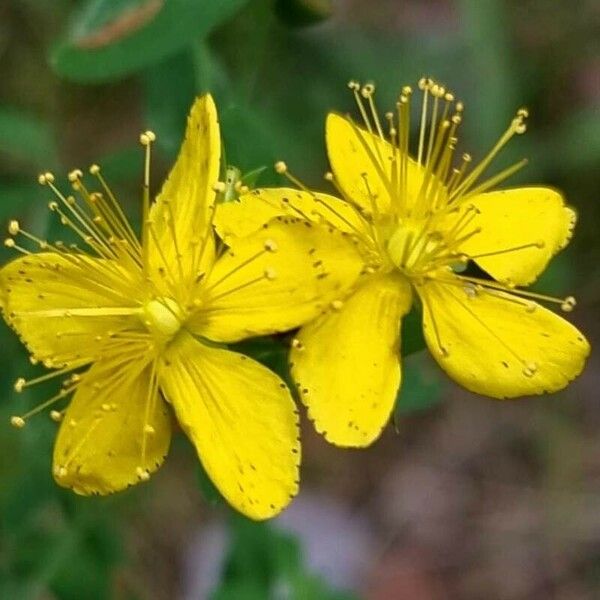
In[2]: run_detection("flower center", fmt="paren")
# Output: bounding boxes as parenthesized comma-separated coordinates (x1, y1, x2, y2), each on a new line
(386, 219, 443, 275)
(142, 297, 183, 339)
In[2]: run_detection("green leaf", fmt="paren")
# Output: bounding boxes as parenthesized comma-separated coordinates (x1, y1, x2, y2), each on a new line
(212, 515, 355, 599)
(0, 108, 57, 171)
(395, 354, 443, 416)
(275, 0, 333, 28)
(546, 108, 600, 173)
(50, 0, 250, 83)
(400, 308, 426, 356)
(0, 180, 45, 220)
(142, 49, 197, 157)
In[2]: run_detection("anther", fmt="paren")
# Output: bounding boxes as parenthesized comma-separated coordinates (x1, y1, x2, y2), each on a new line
(264, 268, 277, 280)
(14, 377, 26, 392)
(38, 172, 55, 185)
(144, 424, 155, 435)
(212, 181, 226, 193)
(4, 238, 15, 248)
(141, 131, 154, 145)
(348, 80, 360, 91)
(331, 299, 344, 311)
(89, 164, 100, 175)
(10, 416, 25, 428)
(68, 169, 83, 182)
(274, 161, 288, 174)
(291, 338, 304, 351)
(264, 239, 278, 252)
(561, 296, 576, 312)
(361, 83, 375, 97)
(324, 172, 334, 181)
(50, 410, 63, 422)
(8, 220, 19, 235)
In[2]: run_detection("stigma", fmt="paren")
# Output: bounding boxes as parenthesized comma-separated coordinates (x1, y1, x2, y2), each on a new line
(142, 297, 184, 340)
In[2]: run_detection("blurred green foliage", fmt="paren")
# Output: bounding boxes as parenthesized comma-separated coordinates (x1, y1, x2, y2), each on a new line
(211, 514, 357, 600)
(0, 0, 598, 596)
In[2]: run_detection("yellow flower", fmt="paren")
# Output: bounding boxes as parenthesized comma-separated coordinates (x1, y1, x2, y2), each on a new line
(0, 95, 363, 518)
(215, 78, 590, 448)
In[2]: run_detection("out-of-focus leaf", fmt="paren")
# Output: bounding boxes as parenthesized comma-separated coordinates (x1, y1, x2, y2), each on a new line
(395, 354, 443, 416)
(275, 0, 333, 28)
(0, 108, 57, 171)
(143, 49, 197, 157)
(212, 515, 356, 599)
(219, 104, 289, 186)
(545, 108, 600, 173)
(0, 180, 45, 220)
(95, 146, 142, 183)
(50, 0, 250, 83)
(458, 0, 518, 147)
(400, 308, 426, 356)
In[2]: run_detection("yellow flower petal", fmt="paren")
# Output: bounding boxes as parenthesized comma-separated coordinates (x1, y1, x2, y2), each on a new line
(1, 252, 142, 367)
(455, 187, 576, 286)
(191, 218, 365, 342)
(291, 274, 412, 447)
(53, 356, 171, 495)
(148, 94, 220, 291)
(326, 112, 424, 215)
(160, 332, 300, 520)
(214, 187, 368, 243)
(417, 278, 590, 398)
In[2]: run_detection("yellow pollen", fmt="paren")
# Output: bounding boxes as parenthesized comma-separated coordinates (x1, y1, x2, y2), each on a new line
(8, 220, 19, 235)
(331, 299, 344, 311)
(14, 377, 25, 392)
(10, 416, 25, 428)
(50, 410, 63, 422)
(561, 296, 576, 312)
(274, 161, 288, 174)
(142, 297, 183, 338)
